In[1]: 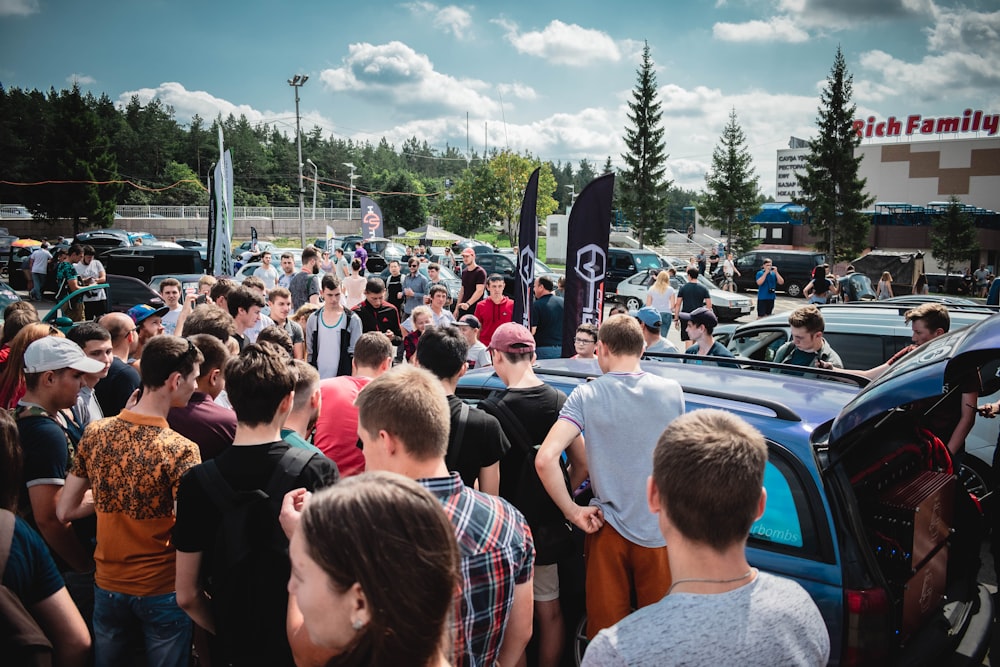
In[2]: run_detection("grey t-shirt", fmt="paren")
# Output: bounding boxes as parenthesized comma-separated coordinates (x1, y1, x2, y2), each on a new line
(582, 571, 830, 667)
(559, 371, 684, 547)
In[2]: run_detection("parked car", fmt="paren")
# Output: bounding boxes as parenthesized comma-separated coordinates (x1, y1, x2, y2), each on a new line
(0, 279, 21, 317)
(733, 249, 827, 298)
(106, 274, 164, 313)
(473, 252, 563, 298)
(609, 268, 753, 321)
(457, 317, 1000, 666)
(713, 302, 999, 496)
(452, 239, 495, 256)
(231, 240, 277, 260)
(102, 248, 204, 283)
(604, 248, 662, 293)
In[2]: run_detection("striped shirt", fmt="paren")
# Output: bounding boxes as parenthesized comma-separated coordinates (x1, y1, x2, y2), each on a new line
(419, 473, 534, 667)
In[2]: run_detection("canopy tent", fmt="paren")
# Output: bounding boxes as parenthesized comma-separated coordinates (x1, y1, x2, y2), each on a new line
(396, 224, 464, 244)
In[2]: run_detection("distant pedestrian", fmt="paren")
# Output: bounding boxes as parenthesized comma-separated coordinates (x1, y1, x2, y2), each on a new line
(754, 259, 783, 318)
(876, 271, 894, 300)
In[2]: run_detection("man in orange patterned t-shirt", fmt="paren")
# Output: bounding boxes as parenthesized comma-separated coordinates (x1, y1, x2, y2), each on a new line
(58, 336, 203, 667)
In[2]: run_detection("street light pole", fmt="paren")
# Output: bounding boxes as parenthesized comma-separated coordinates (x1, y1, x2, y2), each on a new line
(343, 162, 356, 227)
(306, 158, 318, 220)
(288, 74, 309, 247)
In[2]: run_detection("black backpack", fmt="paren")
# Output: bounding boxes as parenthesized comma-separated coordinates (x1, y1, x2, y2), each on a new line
(0, 510, 54, 667)
(480, 393, 575, 565)
(193, 447, 317, 665)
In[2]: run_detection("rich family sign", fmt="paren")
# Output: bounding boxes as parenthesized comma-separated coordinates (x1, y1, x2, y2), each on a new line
(854, 109, 999, 139)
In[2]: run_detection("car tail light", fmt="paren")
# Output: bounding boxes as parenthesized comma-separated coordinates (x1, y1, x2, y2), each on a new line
(843, 587, 891, 665)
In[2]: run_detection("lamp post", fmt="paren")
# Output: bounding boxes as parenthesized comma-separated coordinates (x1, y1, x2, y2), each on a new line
(565, 184, 577, 214)
(343, 162, 356, 227)
(306, 158, 318, 220)
(288, 74, 308, 247)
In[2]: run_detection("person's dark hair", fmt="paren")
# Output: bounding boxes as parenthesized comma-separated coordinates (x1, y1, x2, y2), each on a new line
(159, 277, 181, 292)
(536, 275, 555, 292)
(575, 322, 599, 343)
(351, 258, 362, 271)
(227, 286, 266, 318)
(914, 273, 927, 293)
(427, 262, 441, 272)
(608, 303, 629, 316)
(241, 276, 265, 292)
(281, 252, 294, 261)
(487, 273, 504, 285)
(365, 277, 385, 294)
(224, 343, 296, 426)
(68, 244, 84, 257)
(598, 314, 644, 357)
(299, 472, 459, 667)
(82, 244, 96, 257)
(301, 247, 319, 266)
(188, 333, 230, 379)
(414, 325, 468, 380)
(687, 267, 699, 279)
(320, 274, 341, 292)
(290, 359, 319, 412)
(788, 304, 825, 334)
(353, 331, 393, 369)
(66, 321, 111, 348)
(1, 305, 39, 347)
(183, 304, 236, 342)
(428, 284, 448, 299)
(255, 325, 294, 357)
(0, 409, 22, 511)
(653, 409, 766, 550)
(140, 335, 204, 389)
(210, 278, 237, 303)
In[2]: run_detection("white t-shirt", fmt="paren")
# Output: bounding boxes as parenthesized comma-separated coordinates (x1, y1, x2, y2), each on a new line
(254, 265, 279, 291)
(74, 259, 106, 302)
(30, 248, 51, 273)
(647, 285, 675, 312)
(161, 304, 184, 335)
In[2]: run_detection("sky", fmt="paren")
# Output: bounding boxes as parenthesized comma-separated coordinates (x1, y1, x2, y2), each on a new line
(1, 0, 998, 197)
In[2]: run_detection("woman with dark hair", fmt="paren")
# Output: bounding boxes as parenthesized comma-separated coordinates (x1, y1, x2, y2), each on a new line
(286, 472, 459, 667)
(0, 409, 91, 666)
(914, 273, 929, 296)
(804, 265, 838, 305)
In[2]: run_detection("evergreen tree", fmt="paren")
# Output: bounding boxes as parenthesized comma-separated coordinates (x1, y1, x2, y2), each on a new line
(931, 196, 979, 292)
(620, 41, 671, 246)
(795, 47, 874, 261)
(699, 109, 762, 255)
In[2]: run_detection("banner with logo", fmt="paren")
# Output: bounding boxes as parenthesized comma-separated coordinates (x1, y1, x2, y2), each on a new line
(561, 172, 614, 357)
(360, 196, 385, 239)
(209, 127, 234, 276)
(326, 225, 336, 250)
(250, 226, 259, 253)
(513, 168, 539, 328)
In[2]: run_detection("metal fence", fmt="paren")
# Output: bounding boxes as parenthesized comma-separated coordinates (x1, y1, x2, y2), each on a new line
(115, 205, 354, 220)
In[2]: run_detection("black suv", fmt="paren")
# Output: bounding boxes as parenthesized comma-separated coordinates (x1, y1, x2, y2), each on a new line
(733, 249, 826, 298)
(605, 248, 661, 292)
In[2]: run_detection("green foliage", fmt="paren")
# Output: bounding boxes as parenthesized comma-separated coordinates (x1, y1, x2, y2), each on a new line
(931, 196, 979, 282)
(158, 161, 205, 206)
(795, 47, 875, 261)
(437, 163, 502, 237)
(619, 42, 671, 246)
(489, 151, 558, 246)
(373, 170, 428, 231)
(699, 109, 762, 255)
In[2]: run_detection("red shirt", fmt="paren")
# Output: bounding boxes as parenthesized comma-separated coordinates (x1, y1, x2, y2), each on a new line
(313, 376, 370, 477)
(474, 296, 513, 346)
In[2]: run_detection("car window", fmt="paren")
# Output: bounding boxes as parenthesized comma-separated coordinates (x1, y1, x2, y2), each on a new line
(729, 329, 788, 361)
(822, 333, 896, 371)
(748, 447, 821, 556)
(633, 254, 660, 272)
(736, 255, 757, 269)
(610, 253, 633, 272)
(493, 255, 516, 275)
(626, 273, 646, 286)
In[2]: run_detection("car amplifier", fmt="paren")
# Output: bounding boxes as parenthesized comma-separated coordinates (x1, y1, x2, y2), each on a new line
(898, 541, 948, 641)
(869, 471, 954, 580)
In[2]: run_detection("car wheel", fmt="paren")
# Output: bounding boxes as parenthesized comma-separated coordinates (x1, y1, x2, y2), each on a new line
(625, 296, 642, 311)
(573, 614, 589, 666)
(785, 282, 804, 298)
(960, 457, 992, 503)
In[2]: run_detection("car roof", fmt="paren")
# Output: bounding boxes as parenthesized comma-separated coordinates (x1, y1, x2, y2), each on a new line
(740, 303, 991, 332)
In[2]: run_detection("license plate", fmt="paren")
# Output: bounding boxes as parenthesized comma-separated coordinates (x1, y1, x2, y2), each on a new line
(740, 305, 751, 313)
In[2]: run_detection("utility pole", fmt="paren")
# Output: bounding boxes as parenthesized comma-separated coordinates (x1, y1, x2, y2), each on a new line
(343, 162, 356, 228)
(306, 158, 318, 220)
(288, 74, 308, 247)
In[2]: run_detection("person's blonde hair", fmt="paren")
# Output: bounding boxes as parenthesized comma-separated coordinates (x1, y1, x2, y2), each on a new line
(409, 305, 433, 325)
(355, 366, 450, 461)
(880, 271, 892, 282)
(651, 270, 672, 294)
(598, 314, 644, 357)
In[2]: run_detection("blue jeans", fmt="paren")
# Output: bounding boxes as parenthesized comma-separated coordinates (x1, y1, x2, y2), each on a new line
(658, 311, 673, 338)
(31, 272, 46, 300)
(93, 587, 192, 667)
(536, 345, 562, 359)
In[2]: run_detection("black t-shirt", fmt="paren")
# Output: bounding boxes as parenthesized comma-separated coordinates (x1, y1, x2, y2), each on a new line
(677, 281, 710, 313)
(479, 384, 566, 502)
(460, 265, 488, 307)
(174, 442, 337, 664)
(446, 395, 510, 488)
(385, 273, 404, 312)
(94, 357, 140, 417)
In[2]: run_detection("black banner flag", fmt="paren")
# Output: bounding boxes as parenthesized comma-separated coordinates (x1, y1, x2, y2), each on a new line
(561, 173, 614, 358)
(513, 168, 540, 328)
(360, 196, 385, 239)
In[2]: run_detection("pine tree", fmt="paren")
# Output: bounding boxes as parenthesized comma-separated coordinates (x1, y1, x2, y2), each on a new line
(620, 42, 671, 246)
(931, 196, 979, 292)
(795, 47, 874, 261)
(699, 109, 762, 255)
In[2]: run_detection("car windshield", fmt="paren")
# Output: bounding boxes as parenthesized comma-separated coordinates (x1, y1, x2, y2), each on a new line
(633, 254, 660, 271)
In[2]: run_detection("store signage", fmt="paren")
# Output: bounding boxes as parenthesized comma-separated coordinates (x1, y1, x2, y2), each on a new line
(853, 109, 999, 138)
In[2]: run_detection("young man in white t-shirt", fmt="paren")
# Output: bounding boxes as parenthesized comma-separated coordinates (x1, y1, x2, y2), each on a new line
(75, 244, 108, 319)
(455, 314, 491, 369)
(253, 251, 279, 290)
(304, 274, 362, 379)
(159, 278, 185, 335)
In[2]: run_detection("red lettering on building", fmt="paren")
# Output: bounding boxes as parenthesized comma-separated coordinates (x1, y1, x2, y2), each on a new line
(855, 109, 999, 138)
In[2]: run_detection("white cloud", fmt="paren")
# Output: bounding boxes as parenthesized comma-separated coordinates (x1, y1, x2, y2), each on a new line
(713, 16, 809, 43)
(497, 82, 537, 101)
(494, 18, 622, 66)
(320, 41, 499, 117)
(118, 82, 269, 125)
(0, 0, 38, 17)
(403, 2, 473, 39)
(67, 73, 96, 86)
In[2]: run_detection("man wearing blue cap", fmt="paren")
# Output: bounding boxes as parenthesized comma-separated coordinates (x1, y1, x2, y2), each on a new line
(127, 303, 169, 370)
(635, 306, 677, 358)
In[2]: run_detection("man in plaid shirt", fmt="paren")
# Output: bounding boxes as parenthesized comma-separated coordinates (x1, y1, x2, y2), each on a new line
(356, 365, 534, 666)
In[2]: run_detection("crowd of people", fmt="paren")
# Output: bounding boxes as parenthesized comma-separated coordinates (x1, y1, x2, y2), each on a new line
(3, 240, 998, 667)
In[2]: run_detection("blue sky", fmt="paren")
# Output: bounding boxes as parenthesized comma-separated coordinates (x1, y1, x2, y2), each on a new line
(1, 0, 997, 195)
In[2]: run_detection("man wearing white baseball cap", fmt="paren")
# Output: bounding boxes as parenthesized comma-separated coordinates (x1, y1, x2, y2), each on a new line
(16, 335, 107, 609)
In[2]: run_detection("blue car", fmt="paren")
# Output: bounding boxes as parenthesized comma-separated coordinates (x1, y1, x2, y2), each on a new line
(457, 318, 999, 665)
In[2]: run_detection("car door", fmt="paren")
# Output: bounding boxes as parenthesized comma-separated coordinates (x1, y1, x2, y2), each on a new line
(727, 327, 789, 362)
